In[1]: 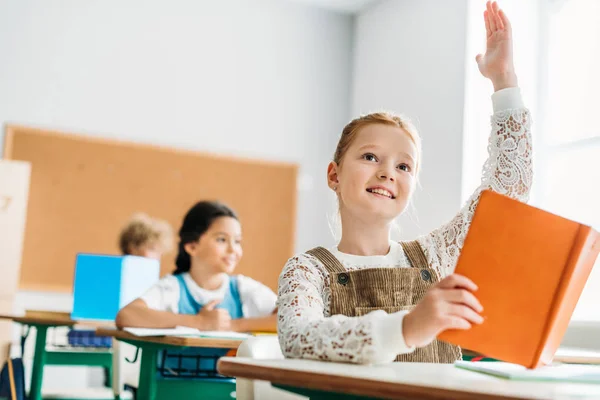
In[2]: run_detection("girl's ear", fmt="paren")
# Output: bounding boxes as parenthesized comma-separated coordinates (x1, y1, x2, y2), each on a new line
(327, 162, 340, 191)
(184, 242, 196, 257)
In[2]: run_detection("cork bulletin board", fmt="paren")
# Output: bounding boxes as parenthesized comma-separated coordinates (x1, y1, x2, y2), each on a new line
(4, 125, 297, 293)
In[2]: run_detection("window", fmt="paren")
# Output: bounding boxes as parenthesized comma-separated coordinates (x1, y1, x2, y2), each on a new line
(463, 0, 599, 325)
(532, 0, 600, 322)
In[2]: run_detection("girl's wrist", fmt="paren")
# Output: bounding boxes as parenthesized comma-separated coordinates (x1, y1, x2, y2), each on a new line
(492, 72, 519, 92)
(402, 312, 417, 348)
(184, 314, 204, 330)
(230, 318, 246, 332)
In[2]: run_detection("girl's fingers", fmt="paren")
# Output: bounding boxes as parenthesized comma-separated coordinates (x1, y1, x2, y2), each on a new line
(492, 2, 504, 30)
(498, 9, 511, 32)
(449, 304, 484, 325)
(487, 2, 497, 31)
(445, 316, 472, 331)
(446, 289, 483, 313)
(437, 274, 478, 292)
(484, 10, 491, 37)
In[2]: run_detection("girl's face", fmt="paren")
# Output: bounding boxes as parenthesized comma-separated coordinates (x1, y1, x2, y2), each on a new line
(328, 124, 417, 223)
(185, 216, 243, 275)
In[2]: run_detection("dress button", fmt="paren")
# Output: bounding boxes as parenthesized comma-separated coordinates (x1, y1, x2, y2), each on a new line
(420, 269, 432, 282)
(337, 272, 350, 285)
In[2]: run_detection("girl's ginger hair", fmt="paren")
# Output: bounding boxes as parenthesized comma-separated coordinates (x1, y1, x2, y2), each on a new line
(118, 213, 174, 255)
(333, 111, 422, 176)
(327, 112, 423, 241)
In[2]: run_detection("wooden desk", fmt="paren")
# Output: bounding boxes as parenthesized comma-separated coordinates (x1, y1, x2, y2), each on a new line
(0, 310, 116, 328)
(553, 347, 600, 365)
(97, 328, 245, 400)
(217, 357, 600, 400)
(0, 311, 76, 327)
(0, 311, 118, 400)
(95, 327, 244, 349)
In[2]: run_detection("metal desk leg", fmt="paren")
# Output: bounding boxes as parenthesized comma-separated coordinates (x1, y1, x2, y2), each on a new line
(112, 340, 123, 400)
(136, 347, 158, 400)
(29, 325, 48, 400)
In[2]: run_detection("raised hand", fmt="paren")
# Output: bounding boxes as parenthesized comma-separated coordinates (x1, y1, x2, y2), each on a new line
(475, 1, 518, 91)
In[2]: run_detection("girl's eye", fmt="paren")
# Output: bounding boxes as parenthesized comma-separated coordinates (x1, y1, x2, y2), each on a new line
(362, 153, 378, 162)
(397, 163, 411, 172)
(235, 240, 242, 245)
(216, 237, 226, 243)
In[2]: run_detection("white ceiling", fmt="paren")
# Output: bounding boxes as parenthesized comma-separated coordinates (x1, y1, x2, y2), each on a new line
(284, 0, 379, 14)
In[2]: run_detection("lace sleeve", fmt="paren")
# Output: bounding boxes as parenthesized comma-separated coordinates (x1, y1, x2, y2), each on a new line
(277, 254, 394, 364)
(419, 107, 533, 277)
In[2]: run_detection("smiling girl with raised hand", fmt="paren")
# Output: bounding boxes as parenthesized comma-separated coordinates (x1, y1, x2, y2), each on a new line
(277, 1, 532, 364)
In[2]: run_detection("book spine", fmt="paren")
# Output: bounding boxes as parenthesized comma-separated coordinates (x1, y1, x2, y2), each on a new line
(532, 226, 600, 368)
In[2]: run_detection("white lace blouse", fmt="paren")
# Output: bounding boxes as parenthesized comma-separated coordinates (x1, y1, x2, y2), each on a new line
(277, 87, 533, 365)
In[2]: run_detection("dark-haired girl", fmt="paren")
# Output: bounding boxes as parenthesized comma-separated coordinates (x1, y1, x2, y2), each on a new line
(116, 200, 277, 332)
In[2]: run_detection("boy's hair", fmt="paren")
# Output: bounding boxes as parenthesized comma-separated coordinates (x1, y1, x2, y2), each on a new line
(334, 112, 422, 176)
(118, 213, 174, 255)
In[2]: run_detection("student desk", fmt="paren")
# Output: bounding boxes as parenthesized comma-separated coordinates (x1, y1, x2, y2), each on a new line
(96, 328, 245, 400)
(217, 357, 600, 400)
(553, 347, 600, 365)
(0, 311, 120, 400)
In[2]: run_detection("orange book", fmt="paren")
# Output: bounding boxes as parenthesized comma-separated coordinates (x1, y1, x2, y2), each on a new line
(438, 190, 600, 369)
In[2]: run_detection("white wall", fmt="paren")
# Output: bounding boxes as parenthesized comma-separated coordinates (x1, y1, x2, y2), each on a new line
(0, 0, 353, 391)
(0, 0, 353, 254)
(352, 0, 469, 239)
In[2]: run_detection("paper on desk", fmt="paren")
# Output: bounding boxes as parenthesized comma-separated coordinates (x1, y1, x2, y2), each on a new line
(123, 326, 251, 339)
(181, 330, 252, 340)
(455, 360, 600, 384)
(124, 326, 201, 336)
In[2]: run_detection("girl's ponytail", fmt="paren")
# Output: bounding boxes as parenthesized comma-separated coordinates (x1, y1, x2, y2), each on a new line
(173, 241, 191, 275)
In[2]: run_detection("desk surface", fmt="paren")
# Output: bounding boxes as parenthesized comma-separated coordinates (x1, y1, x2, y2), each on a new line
(96, 328, 244, 349)
(554, 347, 600, 365)
(0, 310, 114, 328)
(217, 357, 600, 400)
